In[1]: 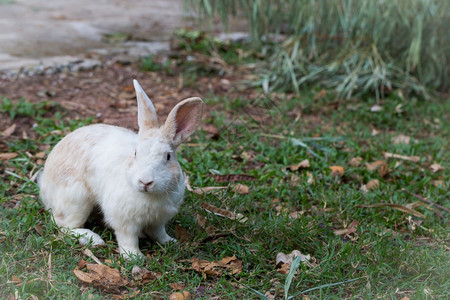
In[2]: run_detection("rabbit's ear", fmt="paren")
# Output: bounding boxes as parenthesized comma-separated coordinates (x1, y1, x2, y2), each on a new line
(133, 79, 159, 134)
(163, 97, 204, 146)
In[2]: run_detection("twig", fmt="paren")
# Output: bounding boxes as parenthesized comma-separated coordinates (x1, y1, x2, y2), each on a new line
(402, 188, 450, 214)
(47, 251, 52, 282)
(83, 248, 103, 265)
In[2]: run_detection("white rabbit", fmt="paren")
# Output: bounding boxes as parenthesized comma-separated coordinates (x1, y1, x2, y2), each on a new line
(39, 79, 203, 259)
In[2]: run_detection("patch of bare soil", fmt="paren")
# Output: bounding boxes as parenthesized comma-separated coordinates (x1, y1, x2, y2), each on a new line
(0, 60, 235, 136)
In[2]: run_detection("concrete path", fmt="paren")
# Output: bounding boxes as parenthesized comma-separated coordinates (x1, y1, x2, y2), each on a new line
(0, 0, 188, 71)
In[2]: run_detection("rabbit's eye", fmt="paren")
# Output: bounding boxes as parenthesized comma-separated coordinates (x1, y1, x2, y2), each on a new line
(167, 153, 171, 161)
(134, 150, 137, 157)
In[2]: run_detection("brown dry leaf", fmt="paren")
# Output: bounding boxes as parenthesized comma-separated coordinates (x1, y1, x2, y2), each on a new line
(231, 183, 249, 194)
(77, 259, 88, 270)
(241, 151, 254, 161)
(333, 220, 358, 236)
(289, 174, 301, 186)
(277, 263, 290, 275)
(276, 250, 310, 266)
(34, 152, 46, 159)
(111, 290, 141, 299)
(431, 180, 445, 188)
(288, 159, 310, 171)
(169, 282, 186, 290)
(366, 160, 389, 177)
(169, 291, 192, 300)
(313, 89, 327, 101)
(196, 214, 207, 228)
(210, 174, 257, 182)
(187, 256, 242, 278)
(0, 152, 18, 160)
(9, 275, 22, 286)
(357, 203, 425, 218)
(366, 179, 380, 190)
(306, 172, 315, 185)
(288, 211, 304, 220)
(131, 266, 162, 284)
(349, 157, 362, 167)
(202, 124, 219, 139)
(383, 152, 420, 163)
(330, 166, 344, 177)
(200, 203, 247, 223)
(276, 250, 313, 274)
(392, 134, 411, 145)
(175, 225, 191, 243)
(2, 124, 16, 137)
(430, 163, 443, 173)
(73, 264, 128, 294)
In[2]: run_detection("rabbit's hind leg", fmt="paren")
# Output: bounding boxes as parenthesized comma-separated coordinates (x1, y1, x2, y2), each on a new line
(50, 184, 105, 246)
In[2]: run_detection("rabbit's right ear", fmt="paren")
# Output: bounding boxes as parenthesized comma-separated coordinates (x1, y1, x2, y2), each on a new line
(133, 80, 159, 134)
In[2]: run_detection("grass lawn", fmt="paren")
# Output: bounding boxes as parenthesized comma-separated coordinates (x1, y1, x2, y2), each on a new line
(0, 84, 448, 299)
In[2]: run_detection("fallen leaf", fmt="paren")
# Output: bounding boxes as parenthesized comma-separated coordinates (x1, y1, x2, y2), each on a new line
(333, 220, 358, 236)
(73, 264, 128, 294)
(34, 152, 46, 159)
(169, 282, 186, 290)
(169, 291, 191, 300)
(289, 174, 301, 186)
(77, 259, 88, 270)
(366, 179, 380, 190)
(276, 250, 313, 274)
(330, 166, 344, 177)
(196, 214, 207, 227)
(0, 152, 18, 160)
(131, 266, 161, 284)
(241, 151, 254, 161)
(383, 152, 420, 163)
(210, 174, 257, 182)
(370, 104, 383, 112)
(313, 89, 327, 101)
(306, 172, 315, 185)
(288, 159, 310, 171)
(431, 180, 445, 188)
(392, 134, 411, 144)
(8, 275, 22, 286)
(200, 203, 247, 223)
(349, 157, 362, 167)
(175, 225, 191, 243)
(357, 203, 425, 218)
(276, 250, 310, 266)
(429, 163, 443, 173)
(231, 183, 249, 194)
(288, 211, 304, 220)
(277, 263, 291, 275)
(186, 256, 242, 278)
(1, 124, 16, 137)
(365, 160, 389, 177)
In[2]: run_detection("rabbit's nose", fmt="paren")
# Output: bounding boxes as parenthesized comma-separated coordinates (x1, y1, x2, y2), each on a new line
(140, 180, 154, 191)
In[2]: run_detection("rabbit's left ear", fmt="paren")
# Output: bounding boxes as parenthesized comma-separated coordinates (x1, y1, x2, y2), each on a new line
(133, 79, 159, 134)
(163, 97, 204, 146)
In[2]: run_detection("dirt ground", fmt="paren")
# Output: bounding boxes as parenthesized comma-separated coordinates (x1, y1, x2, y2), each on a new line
(0, 61, 230, 139)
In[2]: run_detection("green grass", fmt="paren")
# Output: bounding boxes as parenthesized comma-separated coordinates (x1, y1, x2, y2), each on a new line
(189, 0, 449, 98)
(1, 92, 448, 298)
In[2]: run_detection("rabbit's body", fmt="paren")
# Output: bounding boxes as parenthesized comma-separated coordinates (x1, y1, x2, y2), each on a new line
(39, 80, 203, 258)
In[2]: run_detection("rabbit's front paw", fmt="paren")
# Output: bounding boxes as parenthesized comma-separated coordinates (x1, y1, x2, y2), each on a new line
(71, 228, 106, 246)
(145, 225, 177, 244)
(121, 248, 145, 261)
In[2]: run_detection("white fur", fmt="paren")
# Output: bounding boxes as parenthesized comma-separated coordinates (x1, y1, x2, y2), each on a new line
(39, 80, 203, 259)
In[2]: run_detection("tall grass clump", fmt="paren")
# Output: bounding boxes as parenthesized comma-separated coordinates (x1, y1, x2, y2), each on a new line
(188, 0, 449, 99)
